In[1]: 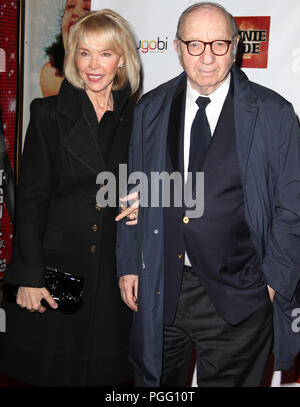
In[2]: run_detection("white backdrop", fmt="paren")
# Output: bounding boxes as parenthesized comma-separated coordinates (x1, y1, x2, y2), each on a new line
(92, 0, 300, 117)
(91, 0, 300, 386)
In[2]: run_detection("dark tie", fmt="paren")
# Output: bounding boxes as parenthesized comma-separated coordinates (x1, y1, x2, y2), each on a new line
(188, 96, 211, 174)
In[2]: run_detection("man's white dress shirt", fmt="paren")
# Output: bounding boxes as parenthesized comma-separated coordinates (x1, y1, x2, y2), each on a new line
(184, 74, 231, 266)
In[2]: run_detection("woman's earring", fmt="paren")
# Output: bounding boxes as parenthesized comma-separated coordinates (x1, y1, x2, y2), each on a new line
(118, 64, 124, 69)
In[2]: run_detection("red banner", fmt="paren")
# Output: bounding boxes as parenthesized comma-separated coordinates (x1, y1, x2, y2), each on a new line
(235, 16, 271, 69)
(0, 0, 17, 279)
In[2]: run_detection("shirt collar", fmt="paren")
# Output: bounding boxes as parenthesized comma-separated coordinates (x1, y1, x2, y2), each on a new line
(186, 73, 231, 109)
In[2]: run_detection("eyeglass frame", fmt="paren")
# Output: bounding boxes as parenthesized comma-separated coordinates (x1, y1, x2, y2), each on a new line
(177, 37, 234, 56)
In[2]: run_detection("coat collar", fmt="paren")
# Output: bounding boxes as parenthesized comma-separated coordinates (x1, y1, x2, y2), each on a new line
(57, 79, 131, 175)
(167, 75, 186, 174)
(232, 64, 258, 106)
(231, 64, 259, 182)
(56, 79, 131, 121)
(56, 79, 83, 122)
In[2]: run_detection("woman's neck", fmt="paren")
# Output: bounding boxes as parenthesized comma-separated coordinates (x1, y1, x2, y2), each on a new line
(86, 87, 114, 122)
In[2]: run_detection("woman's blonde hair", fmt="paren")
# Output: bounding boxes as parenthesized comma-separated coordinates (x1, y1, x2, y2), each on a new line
(64, 9, 141, 95)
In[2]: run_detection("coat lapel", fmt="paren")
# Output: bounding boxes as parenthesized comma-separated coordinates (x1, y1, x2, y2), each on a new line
(166, 77, 186, 174)
(56, 80, 106, 175)
(60, 112, 106, 175)
(232, 65, 259, 183)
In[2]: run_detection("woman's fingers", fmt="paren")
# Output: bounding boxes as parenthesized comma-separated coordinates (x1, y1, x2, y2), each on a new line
(119, 191, 139, 204)
(115, 192, 139, 224)
(16, 286, 58, 313)
(41, 288, 58, 310)
(116, 204, 137, 221)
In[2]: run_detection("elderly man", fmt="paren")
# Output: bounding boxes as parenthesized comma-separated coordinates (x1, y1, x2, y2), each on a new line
(117, 2, 300, 386)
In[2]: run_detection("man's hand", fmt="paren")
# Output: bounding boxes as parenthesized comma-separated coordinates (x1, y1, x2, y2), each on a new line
(115, 192, 139, 225)
(267, 285, 276, 303)
(119, 275, 138, 312)
(16, 286, 58, 313)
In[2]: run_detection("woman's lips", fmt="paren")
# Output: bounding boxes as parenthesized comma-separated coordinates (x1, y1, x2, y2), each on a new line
(87, 74, 104, 82)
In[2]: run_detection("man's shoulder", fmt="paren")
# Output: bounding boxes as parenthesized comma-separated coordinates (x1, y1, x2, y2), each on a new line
(250, 81, 290, 107)
(137, 72, 186, 109)
(234, 65, 291, 109)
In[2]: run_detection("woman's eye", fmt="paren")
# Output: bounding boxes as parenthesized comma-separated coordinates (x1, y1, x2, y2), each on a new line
(102, 52, 111, 57)
(84, 0, 91, 10)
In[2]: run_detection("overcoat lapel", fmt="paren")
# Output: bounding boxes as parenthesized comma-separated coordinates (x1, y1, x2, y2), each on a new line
(232, 65, 259, 183)
(56, 80, 106, 175)
(61, 113, 107, 175)
(166, 77, 186, 174)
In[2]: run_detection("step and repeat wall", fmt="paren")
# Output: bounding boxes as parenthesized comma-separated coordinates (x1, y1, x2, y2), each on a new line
(92, 0, 300, 118)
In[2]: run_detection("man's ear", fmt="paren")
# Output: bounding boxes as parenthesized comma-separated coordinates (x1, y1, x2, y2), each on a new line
(174, 39, 182, 66)
(233, 35, 240, 63)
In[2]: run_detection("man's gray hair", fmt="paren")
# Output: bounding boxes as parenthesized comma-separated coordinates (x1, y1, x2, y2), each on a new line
(176, 2, 240, 57)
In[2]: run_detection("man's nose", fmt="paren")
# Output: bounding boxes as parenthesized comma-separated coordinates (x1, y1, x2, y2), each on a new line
(200, 44, 215, 64)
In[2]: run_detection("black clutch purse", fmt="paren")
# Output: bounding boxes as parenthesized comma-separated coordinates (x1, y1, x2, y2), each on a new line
(2, 267, 84, 315)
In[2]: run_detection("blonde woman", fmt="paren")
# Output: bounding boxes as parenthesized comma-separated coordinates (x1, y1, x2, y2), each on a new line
(0, 9, 140, 386)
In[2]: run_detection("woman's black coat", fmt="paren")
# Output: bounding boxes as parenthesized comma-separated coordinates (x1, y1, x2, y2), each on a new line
(0, 80, 134, 386)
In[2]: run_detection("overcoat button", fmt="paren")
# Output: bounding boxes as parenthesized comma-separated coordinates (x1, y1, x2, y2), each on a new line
(92, 225, 99, 232)
(154, 229, 159, 234)
(90, 245, 96, 253)
(183, 216, 189, 224)
(95, 203, 101, 210)
(178, 253, 183, 259)
(156, 290, 160, 295)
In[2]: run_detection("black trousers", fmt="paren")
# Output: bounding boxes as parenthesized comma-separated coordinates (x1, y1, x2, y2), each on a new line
(161, 266, 273, 387)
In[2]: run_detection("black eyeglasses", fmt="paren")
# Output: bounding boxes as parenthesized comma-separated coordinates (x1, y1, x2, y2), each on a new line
(178, 37, 233, 56)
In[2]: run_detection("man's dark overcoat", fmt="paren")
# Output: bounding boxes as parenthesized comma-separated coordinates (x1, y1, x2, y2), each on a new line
(117, 65, 300, 386)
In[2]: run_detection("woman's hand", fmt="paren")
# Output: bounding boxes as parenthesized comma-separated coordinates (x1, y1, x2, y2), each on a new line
(115, 192, 139, 225)
(267, 285, 276, 303)
(16, 287, 58, 314)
